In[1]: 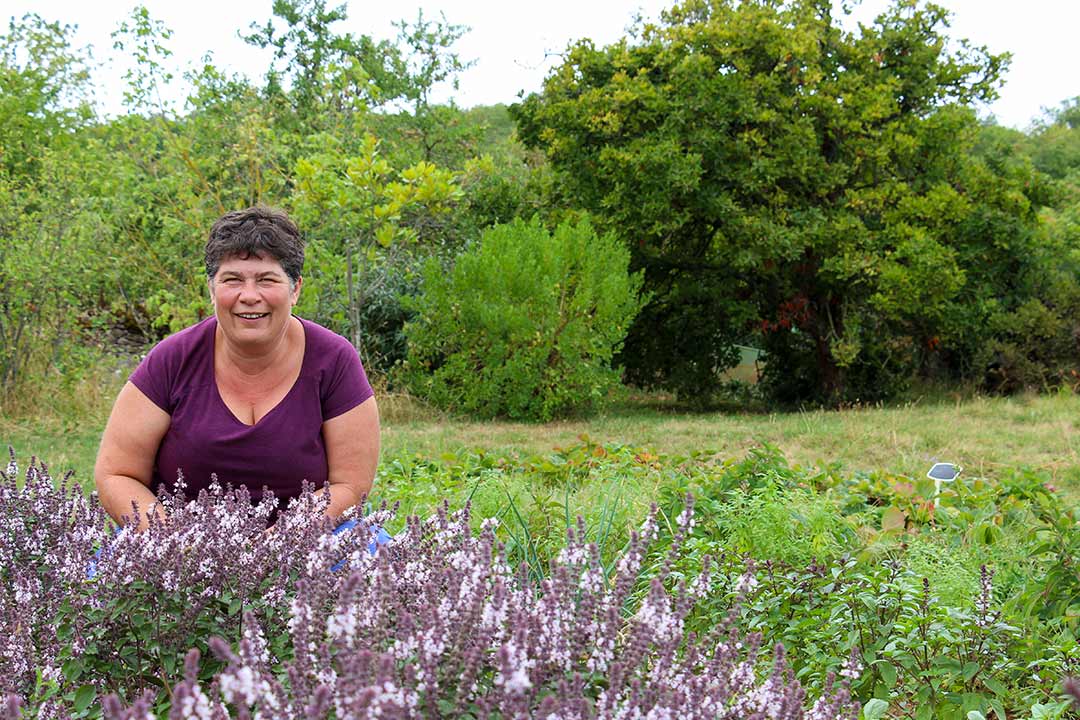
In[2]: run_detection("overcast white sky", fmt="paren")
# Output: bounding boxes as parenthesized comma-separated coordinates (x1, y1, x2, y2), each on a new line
(6, 0, 1079, 130)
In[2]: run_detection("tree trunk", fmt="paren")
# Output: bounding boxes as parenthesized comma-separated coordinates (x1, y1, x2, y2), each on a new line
(811, 296, 843, 404)
(346, 245, 362, 356)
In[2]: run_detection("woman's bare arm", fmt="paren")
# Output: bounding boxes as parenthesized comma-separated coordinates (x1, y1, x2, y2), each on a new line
(320, 395, 380, 521)
(94, 381, 172, 529)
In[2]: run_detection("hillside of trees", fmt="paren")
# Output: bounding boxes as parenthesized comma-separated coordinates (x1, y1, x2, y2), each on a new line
(3, 0, 1079, 416)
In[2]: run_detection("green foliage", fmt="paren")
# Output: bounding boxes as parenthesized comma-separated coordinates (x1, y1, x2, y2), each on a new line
(646, 444, 1080, 715)
(4, 0, 1078, 414)
(242, 0, 403, 132)
(458, 153, 542, 231)
(292, 132, 461, 366)
(377, 438, 662, 583)
(402, 217, 645, 420)
(388, 10, 478, 167)
(0, 15, 108, 397)
(712, 482, 854, 565)
(0, 154, 112, 394)
(979, 290, 1080, 394)
(0, 14, 94, 179)
(1029, 98, 1080, 181)
(967, 96, 1080, 394)
(512, 0, 1042, 405)
(52, 579, 239, 711)
(371, 440, 1080, 715)
(110, 6, 175, 113)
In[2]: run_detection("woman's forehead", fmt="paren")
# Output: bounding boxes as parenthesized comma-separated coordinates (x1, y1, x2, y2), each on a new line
(216, 253, 286, 274)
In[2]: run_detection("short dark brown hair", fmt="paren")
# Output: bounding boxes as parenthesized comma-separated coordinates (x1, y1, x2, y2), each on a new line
(205, 206, 304, 284)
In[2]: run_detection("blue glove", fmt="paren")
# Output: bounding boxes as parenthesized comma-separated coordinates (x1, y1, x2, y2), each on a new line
(331, 519, 392, 571)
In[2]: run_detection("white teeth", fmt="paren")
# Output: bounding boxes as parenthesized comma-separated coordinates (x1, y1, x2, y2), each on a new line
(237, 313, 267, 319)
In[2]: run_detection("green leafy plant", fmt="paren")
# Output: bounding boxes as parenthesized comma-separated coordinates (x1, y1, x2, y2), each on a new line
(401, 216, 646, 420)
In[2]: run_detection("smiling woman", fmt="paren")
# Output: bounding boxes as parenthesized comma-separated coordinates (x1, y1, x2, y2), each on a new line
(93, 207, 380, 529)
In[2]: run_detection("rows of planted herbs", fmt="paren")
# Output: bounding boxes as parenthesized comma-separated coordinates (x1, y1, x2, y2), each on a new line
(3, 442, 1080, 719)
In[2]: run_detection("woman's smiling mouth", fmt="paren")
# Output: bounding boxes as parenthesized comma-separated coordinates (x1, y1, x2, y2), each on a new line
(236, 312, 270, 320)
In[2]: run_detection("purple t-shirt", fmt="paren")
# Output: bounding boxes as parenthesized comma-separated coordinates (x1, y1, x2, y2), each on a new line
(129, 316, 373, 507)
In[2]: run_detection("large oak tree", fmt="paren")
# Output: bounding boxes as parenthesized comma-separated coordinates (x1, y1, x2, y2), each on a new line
(513, 0, 1034, 403)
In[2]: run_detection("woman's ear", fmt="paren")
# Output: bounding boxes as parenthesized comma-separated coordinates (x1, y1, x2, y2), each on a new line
(292, 276, 303, 305)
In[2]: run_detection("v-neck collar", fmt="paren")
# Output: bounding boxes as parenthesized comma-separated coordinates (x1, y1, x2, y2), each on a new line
(211, 315, 310, 428)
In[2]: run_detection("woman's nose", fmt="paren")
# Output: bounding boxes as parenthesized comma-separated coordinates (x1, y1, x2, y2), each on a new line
(238, 279, 260, 301)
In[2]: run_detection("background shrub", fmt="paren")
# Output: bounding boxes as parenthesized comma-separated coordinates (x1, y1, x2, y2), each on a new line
(401, 217, 645, 420)
(978, 275, 1080, 394)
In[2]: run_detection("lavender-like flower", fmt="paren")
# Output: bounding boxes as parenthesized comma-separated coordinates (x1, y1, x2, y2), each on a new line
(975, 564, 998, 629)
(200, 501, 857, 718)
(1063, 676, 1080, 708)
(2, 451, 858, 718)
(0, 451, 111, 697)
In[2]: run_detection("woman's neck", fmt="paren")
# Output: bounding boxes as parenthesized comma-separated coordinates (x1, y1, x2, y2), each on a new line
(215, 317, 297, 379)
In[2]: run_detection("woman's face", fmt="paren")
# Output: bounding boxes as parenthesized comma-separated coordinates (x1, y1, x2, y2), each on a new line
(209, 253, 301, 350)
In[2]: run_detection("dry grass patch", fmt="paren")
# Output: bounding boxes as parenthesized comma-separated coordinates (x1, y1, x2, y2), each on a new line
(384, 392, 1080, 494)
(4, 373, 1079, 496)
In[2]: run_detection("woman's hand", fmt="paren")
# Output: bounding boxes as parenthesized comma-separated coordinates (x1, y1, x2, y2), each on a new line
(94, 382, 171, 530)
(319, 395, 380, 520)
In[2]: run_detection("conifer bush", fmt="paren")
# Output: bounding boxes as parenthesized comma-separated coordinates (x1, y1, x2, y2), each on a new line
(401, 217, 645, 421)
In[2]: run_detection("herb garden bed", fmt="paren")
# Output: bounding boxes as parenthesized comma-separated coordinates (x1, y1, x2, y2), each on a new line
(3, 442, 1079, 719)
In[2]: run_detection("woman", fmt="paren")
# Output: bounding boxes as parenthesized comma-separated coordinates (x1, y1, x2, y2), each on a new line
(94, 207, 379, 529)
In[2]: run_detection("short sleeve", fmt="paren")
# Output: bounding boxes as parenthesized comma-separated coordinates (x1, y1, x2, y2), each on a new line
(129, 342, 177, 414)
(320, 341, 374, 421)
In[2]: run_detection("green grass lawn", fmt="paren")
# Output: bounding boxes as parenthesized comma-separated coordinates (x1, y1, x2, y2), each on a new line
(381, 390, 1080, 496)
(4, 381, 1079, 497)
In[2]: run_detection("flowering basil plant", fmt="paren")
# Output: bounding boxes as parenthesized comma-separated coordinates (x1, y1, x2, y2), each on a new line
(1, 450, 858, 719)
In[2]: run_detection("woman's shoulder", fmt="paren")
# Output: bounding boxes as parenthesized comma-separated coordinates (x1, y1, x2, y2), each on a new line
(295, 317, 372, 415)
(149, 316, 217, 360)
(130, 316, 216, 410)
(296, 317, 370, 389)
